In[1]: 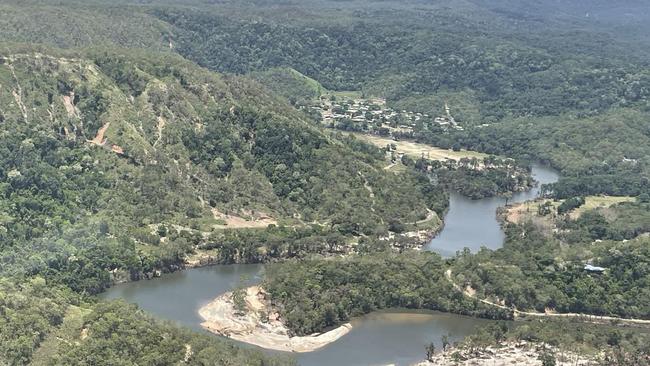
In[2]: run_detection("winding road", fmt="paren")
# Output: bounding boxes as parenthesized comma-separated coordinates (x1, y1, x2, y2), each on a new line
(445, 269, 650, 327)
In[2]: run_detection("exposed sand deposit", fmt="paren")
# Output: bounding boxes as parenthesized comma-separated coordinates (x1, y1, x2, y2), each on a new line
(199, 286, 352, 352)
(414, 342, 596, 366)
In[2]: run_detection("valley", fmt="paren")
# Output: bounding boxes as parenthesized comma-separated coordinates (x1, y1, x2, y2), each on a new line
(1, 1, 650, 366)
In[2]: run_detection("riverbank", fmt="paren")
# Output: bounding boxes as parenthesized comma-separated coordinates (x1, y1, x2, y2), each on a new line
(198, 286, 352, 352)
(446, 269, 650, 327)
(413, 342, 596, 366)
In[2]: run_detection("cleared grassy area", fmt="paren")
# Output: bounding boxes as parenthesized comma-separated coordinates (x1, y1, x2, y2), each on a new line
(350, 132, 489, 161)
(570, 195, 636, 218)
(30, 305, 91, 365)
(404, 210, 442, 232)
(506, 195, 636, 224)
(287, 68, 323, 94)
(324, 90, 363, 100)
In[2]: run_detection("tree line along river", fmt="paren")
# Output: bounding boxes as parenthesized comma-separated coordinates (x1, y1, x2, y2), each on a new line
(101, 163, 559, 366)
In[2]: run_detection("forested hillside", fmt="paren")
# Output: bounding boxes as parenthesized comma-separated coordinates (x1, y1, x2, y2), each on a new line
(0, 279, 294, 365)
(410, 108, 650, 198)
(0, 2, 172, 50)
(3, 0, 649, 124)
(0, 44, 444, 288)
(452, 200, 650, 319)
(0, 44, 442, 364)
(3, 1, 648, 198)
(2, 1, 650, 365)
(264, 252, 511, 336)
(153, 5, 650, 123)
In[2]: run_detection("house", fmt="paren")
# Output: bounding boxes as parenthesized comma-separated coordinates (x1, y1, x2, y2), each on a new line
(584, 264, 606, 272)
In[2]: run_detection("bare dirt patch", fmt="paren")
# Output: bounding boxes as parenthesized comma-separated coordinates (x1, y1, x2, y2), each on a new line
(504, 199, 555, 225)
(154, 115, 166, 147)
(88, 122, 111, 146)
(211, 208, 277, 229)
(199, 286, 352, 352)
(62, 92, 80, 118)
(6, 63, 28, 121)
(504, 196, 635, 225)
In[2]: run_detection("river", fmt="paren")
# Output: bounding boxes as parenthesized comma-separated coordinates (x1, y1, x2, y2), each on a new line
(426, 163, 559, 256)
(101, 163, 559, 366)
(101, 264, 489, 366)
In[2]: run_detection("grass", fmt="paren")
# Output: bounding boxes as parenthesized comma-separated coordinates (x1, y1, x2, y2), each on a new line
(30, 305, 91, 365)
(506, 195, 636, 224)
(570, 196, 636, 218)
(404, 211, 442, 232)
(349, 132, 489, 161)
(287, 68, 323, 95)
(324, 90, 363, 101)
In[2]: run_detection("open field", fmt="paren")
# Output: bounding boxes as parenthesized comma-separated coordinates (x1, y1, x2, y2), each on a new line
(323, 90, 363, 100)
(569, 196, 635, 219)
(504, 196, 636, 224)
(349, 133, 489, 161)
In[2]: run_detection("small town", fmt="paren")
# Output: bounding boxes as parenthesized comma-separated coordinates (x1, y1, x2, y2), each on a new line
(312, 95, 464, 135)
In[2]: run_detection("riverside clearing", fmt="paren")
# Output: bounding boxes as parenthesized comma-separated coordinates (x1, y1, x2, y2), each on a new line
(198, 286, 352, 352)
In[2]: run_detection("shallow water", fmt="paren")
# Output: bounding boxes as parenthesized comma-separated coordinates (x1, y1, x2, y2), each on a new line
(101, 264, 264, 331)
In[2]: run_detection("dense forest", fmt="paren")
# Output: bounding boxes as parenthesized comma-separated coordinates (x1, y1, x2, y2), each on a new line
(408, 156, 535, 199)
(151, 6, 650, 123)
(0, 279, 294, 365)
(3, 0, 650, 124)
(411, 109, 650, 199)
(264, 252, 512, 336)
(452, 200, 650, 319)
(0, 44, 445, 364)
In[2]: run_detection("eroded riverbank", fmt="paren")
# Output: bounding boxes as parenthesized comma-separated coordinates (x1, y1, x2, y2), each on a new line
(199, 286, 352, 352)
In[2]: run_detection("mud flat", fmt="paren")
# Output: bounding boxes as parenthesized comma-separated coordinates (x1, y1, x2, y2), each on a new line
(198, 286, 352, 352)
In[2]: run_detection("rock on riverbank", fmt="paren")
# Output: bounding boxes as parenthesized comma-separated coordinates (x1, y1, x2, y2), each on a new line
(413, 342, 596, 366)
(198, 286, 352, 352)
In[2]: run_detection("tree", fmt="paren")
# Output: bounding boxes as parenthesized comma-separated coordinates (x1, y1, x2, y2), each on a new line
(441, 334, 451, 351)
(425, 342, 436, 361)
(230, 273, 254, 317)
(232, 287, 247, 316)
(157, 224, 168, 238)
(538, 201, 554, 216)
(538, 350, 557, 366)
(99, 221, 110, 236)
